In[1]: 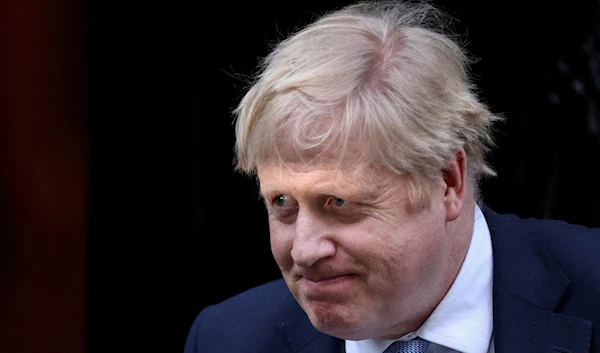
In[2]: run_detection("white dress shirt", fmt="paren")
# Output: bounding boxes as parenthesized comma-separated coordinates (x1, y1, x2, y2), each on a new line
(345, 204, 495, 353)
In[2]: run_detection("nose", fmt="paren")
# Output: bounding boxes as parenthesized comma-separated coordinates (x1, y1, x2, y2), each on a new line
(290, 209, 336, 268)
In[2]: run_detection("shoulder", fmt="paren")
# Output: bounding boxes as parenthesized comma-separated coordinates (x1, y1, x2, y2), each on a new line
(485, 206, 600, 286)
(184, 279, 298, 353)
(485, 207, 600, 253)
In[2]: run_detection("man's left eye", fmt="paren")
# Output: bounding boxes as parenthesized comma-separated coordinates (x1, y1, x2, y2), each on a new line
(330, 196, 348, 207)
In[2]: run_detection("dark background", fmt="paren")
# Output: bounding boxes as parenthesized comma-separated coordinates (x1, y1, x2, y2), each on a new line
(1, 0, 599, 352)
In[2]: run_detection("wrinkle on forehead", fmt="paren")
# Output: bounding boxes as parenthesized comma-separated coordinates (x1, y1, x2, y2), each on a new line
(257, 161, 402, 198)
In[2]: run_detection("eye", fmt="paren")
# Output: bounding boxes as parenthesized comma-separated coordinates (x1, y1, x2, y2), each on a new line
(273, 194, 296, 208)
(328, 196, 349, 207)
(267, 194, 298, 222)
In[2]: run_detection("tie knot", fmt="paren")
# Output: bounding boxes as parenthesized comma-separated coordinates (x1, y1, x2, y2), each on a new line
(383, 337, 431, 353)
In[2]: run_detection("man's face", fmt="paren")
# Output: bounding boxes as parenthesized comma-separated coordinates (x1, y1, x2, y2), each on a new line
(258, 163, 462, 340)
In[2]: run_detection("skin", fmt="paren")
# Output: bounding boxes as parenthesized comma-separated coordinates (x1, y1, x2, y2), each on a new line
(257, 149, 475, 340)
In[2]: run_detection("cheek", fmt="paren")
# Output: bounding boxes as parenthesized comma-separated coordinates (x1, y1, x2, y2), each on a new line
(359, 218, 439, 277)
(399, 223, 446, 283)
(269, 222, 293, 268)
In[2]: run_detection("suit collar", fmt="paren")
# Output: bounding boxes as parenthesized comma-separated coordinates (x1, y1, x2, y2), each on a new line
(482, 205, 593, 353)
(482, 205, 569, 311)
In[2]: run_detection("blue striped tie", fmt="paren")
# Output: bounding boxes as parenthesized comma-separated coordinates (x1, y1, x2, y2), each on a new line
(382, 337, 431, 353)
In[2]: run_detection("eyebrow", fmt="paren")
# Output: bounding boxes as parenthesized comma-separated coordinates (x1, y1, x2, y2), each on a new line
(258, 186, 379, 203)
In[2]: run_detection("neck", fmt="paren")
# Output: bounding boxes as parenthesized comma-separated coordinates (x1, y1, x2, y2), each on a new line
(444, 194, 476, 296)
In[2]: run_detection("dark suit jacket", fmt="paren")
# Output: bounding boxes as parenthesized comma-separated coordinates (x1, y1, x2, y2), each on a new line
(185, 207, 600, 352)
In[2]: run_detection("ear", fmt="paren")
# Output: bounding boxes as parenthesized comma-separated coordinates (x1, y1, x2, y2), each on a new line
(442, 148, 467, 222)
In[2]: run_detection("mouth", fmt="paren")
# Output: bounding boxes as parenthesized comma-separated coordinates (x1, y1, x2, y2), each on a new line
(302, 274, 355, 283)
(297, 273, 358, 298)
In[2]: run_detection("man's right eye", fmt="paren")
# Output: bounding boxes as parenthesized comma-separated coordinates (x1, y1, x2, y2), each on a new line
(273, 194, 295, 207)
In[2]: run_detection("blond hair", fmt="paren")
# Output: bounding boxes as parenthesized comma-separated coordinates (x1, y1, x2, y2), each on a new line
(233, 0, 502, 207)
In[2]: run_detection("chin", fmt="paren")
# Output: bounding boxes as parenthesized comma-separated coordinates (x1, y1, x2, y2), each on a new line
(304, 301, 369, 339)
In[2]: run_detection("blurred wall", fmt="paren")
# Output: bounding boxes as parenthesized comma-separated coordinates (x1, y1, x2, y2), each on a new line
(0, 0, 88, 352)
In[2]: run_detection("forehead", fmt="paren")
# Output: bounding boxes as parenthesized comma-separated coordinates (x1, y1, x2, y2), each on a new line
(257, 162, 400, 196)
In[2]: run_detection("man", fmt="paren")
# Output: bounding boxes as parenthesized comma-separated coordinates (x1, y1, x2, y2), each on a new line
(187, 1, 600, 352)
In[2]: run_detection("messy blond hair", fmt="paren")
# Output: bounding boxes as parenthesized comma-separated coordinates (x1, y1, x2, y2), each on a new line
(233, 0, 502, 208)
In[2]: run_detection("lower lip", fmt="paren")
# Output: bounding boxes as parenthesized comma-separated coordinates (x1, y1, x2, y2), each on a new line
(300, 274, 357, 296)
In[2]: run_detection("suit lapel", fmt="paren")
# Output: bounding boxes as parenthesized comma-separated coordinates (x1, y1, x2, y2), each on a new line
(483, 206, 593, 353)
(493, 289, 592, 352)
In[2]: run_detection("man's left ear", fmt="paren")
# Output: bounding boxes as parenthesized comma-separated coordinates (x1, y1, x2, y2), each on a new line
(442, 148, 467, 222)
